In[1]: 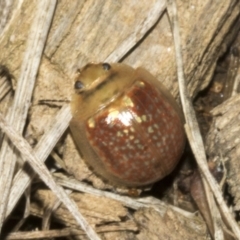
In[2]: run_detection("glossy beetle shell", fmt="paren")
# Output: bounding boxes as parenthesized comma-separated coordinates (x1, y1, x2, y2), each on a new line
(70, 63, 185, 187)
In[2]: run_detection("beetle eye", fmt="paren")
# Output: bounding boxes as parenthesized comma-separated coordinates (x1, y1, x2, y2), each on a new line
(102, 63, 111, 71)
(74, 80, 84, 90)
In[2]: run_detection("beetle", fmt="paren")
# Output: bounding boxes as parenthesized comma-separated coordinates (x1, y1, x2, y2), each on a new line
(70, 62, 185, 187)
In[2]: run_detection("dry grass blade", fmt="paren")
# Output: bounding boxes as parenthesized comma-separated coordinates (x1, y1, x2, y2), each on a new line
(0, 1, 56, 233)
(54, 173, 193, 217)
(105, 0, 166, 62)
(168, 0, 240, 239)
(6, 221, 138, 240)
(0, 0, 14, 33)
(0, 112, 100, 240)
(5, 105, 71, 219)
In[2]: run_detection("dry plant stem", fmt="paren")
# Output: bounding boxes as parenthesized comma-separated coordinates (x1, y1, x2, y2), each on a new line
(56, 176, 161, 210)
(51, 151, 67, 170)
(12, 186, 31, 232)
(223, 49, 240, 100)
(0, 0, 14, 34)
(105, 0, 166, 62)
(168, 0, 240, 239)
(206, 189, 223, 239)
(0, 1, 56, 233)
(231, 53, 240, 97)
(232, 73, 240, 96)
(0, 113, 100, 240)
(42, 189, 72, 230)
(186, 129, 224, 240)
(23, 186, 31, 219)
(6, 222, 138, 240)
(5, 105, 71, 218)
(55, 175, 195, 218)
(200, 168, 223, 239)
